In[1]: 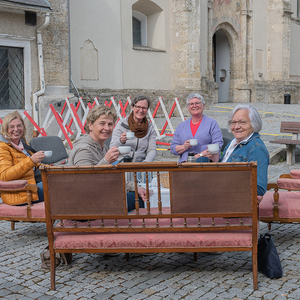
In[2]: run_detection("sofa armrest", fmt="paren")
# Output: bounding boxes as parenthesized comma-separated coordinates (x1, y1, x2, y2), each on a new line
(0, 181, 38, 193)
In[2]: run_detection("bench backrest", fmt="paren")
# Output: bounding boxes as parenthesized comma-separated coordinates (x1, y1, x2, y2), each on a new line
(41, 162, 258, 234)
(280, 121, 300, 134)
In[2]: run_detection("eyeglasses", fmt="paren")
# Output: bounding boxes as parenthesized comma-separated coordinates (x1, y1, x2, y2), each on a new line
(230, 120, 249, 127)
(8, 124, 23, 130)
(134, 105, 148, 111)
(188, 102, 202, 107)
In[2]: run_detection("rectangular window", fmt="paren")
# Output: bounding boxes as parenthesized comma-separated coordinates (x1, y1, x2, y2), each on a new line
(0, 46, 24, 109)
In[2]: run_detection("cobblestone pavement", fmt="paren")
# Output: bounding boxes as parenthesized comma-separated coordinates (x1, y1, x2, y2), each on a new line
(2, 103, 300, 299)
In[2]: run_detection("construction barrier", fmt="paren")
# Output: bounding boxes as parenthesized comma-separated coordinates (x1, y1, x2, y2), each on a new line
(1, 96, 186, 149)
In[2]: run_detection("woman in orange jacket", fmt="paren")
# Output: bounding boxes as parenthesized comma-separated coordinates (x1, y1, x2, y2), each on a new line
(0, 111, 45, 205)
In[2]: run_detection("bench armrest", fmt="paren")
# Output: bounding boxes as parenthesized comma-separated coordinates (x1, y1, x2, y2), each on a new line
(0, 181, 38, 193)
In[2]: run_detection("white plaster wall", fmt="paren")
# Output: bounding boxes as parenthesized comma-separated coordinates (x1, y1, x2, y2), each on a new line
(69, 0, 171, 90)
(290, 0, 298, 14)
(120, 0, 172, 90)
(252, 1, 268, 80)
(69, 0, 123, 89)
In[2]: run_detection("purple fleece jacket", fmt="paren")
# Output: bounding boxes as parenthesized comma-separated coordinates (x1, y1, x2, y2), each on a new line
(170, 115, 223, 162)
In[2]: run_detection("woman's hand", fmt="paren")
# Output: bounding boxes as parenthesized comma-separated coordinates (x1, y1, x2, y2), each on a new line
(31, 151, 45, 164)
(205, 150, 220, 162)
(175, 140, 191, 154)
(120, 132, 127, 144)
(138, 187, 147, 201)
(104, 146, 120, 163)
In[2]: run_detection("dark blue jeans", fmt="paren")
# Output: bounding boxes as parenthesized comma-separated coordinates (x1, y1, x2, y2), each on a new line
(127, 191, 145, 212)
(196, 157, 210, 163)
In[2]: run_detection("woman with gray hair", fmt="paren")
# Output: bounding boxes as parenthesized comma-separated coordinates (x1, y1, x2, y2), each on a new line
(221, 104, 269, 196)
(171, 93, 223, 163)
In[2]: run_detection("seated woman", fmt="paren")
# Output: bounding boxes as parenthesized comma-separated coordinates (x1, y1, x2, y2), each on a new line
(68, 105, 147, 212)
(110, 95, 156, 162)
(0, 111, 45, 205)
(218, 104, 269, 196)
(170, 93, 223, 162)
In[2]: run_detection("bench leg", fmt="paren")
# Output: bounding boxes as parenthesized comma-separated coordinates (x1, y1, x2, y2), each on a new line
(286, 145, 296, 165)
(193, 252, 197, 262)
(125, 253, 130, 261)
(11, 221, 15, 231)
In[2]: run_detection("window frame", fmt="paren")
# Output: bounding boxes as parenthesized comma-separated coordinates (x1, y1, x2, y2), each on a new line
(0, 34, 33, 117)
(132, 10, 147, 47)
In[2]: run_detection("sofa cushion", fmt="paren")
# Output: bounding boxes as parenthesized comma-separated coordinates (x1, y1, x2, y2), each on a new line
(0, 203, 28, 217)
(30, 202, 46, 218)
(259, 190, 300, 218)
(290, 170, 300, 179)
(277, 178, 300, 190)
(54, 231, 252, 250)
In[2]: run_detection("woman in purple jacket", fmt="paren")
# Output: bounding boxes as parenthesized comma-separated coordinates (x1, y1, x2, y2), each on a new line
(170, 93, 223, 163)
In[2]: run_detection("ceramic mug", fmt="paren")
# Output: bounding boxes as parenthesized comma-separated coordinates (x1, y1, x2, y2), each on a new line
(126, 131, 134, 139)
(190, 139, 198, 146)
(44, 151, 53, 158)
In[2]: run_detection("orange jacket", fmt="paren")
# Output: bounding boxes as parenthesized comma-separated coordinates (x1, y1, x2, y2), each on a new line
(0, 138, 38, 205)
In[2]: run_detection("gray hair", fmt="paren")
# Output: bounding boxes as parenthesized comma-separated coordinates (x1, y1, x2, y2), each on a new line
(186, 93, 205, 106)
(227, 104, 262, 133)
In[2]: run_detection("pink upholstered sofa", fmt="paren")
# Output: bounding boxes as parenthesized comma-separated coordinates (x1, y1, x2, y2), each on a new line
(41, 161, 259, 290)
(0, 180, 45, 230)
(259, 170, 300, 229)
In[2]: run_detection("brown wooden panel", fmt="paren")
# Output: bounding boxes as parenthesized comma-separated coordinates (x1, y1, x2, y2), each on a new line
(47, 173, 126, 215)
(280, 121, 300, 133)
(270, 139, 300, 145)
(170, 170, 252, 214)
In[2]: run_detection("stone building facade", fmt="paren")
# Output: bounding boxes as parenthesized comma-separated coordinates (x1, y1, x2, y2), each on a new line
(68, 0, 300, 106)
(1, 0, 300, 125)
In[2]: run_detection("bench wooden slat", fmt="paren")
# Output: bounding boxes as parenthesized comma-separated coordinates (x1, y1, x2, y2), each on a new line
(270, 139, 300, 145)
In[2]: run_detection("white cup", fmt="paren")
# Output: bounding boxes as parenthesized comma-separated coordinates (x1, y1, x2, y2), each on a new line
(44, 150, 53, 158)
(126, 131, 134, 139)
(118, 146, 131, 154)
(190, 139, 198, 146)
(207, 144, 219, 154)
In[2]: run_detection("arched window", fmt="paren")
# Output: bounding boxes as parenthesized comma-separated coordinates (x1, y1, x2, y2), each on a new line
(132, 0, 165, 50)
(132, 17, 142, 46)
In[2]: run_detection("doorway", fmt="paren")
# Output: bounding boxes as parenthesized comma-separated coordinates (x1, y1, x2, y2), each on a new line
(213, 30, 230, 103)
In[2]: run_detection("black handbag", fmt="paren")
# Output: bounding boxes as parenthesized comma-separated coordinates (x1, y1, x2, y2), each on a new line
(258, 233, 283, 279)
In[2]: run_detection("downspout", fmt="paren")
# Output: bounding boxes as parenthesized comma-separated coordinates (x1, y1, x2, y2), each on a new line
(33, 12, 50, 125)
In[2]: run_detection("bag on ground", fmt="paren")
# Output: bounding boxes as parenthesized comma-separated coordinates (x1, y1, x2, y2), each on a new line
(258, 233, 282, 279)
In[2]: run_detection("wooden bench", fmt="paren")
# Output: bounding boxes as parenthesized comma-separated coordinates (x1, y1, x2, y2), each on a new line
(0, 180, 45, 230)
(40, 161, 259, 290)
(259, 170, 300, 229)
(270, 121, 300, 165)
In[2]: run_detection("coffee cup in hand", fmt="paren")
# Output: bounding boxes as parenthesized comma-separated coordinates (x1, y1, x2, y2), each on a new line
(207, 144, 219, 154)
(190, 139, 198, 146)
(44, 151, 53, 158)
(126, 131, 134, 139)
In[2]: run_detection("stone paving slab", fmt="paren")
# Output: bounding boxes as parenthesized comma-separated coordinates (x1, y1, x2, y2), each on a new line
(1, 220, 300, 299)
